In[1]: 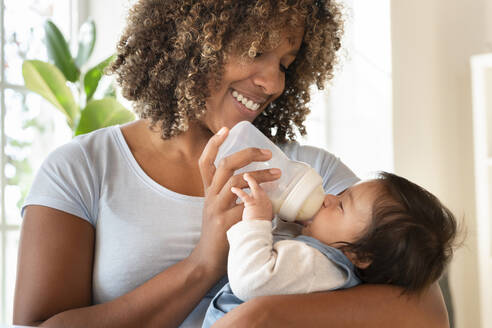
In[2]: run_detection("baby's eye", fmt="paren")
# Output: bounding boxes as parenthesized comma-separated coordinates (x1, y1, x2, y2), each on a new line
(338, 200, 344, 211)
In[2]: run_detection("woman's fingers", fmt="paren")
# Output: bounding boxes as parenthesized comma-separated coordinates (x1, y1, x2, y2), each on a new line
(210, 147, 272, 194)
(218, 168, 281, 206)
(192, 201, 244, 276)
(198, 127, 229, 191)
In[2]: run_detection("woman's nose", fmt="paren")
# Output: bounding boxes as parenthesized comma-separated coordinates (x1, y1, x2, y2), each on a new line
(251, 60, 285, 95)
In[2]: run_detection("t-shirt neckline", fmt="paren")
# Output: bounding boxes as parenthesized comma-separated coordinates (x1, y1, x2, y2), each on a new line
(112, 125, 205, 203)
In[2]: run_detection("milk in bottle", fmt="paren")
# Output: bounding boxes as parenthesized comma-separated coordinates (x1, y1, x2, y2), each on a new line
(214, 121, 325, 222)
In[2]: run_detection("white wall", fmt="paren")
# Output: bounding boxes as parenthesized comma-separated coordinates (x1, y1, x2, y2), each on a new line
(318, 0, 393, 179)
(86, 0, 131, 68)
(392, 1, 488, 327)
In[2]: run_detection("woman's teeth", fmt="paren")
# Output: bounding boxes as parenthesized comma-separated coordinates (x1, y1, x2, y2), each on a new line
(232, 90, 261, 111)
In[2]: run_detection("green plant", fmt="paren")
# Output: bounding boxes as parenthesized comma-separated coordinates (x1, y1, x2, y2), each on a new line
(22, 19, 135, 136)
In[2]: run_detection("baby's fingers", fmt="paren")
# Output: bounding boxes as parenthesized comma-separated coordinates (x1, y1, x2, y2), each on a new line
(244, 173, 269, 198)
(243, 173, 260, 189)
(231, 187, 253, 203)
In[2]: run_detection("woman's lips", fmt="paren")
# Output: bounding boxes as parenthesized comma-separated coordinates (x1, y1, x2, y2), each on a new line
(231, 89, 261, 119)
(232, 88, 268, 106)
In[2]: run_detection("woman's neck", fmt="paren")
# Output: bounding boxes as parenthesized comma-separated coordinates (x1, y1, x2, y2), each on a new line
(144, 119, 213, 162)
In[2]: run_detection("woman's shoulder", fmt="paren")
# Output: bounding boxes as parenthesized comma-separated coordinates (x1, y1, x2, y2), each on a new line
(278, 140, 360, 195)
(37, 125, 123, 195)
(278, 140, 337, 166)
(47, 126, 120, 165)
(23, 126, 121, 226)
(72, 125, 120, 153)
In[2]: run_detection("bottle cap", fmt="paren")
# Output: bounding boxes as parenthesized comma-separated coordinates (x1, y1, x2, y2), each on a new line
(278, 167, 323, 222)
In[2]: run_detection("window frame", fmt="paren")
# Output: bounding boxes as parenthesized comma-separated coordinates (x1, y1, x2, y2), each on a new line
(0, 0, 87, 323)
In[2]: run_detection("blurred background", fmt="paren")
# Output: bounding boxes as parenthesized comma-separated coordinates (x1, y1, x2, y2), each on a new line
(0, 0, 490, 327)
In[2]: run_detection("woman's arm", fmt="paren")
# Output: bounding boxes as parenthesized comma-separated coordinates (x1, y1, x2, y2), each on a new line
(212, 283, 449, 328)
(14, 206, 221, 328)
(14, 129, 282, 328)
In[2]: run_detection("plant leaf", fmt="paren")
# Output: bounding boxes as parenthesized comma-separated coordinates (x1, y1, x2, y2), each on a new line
(84, 54, 116, 102)
(75, 98, 135, 136)
(75, 19, 96, 68)
(44, 20, 80, 82)
(22, 60, 79, 128)
(103, 82, 116, 98)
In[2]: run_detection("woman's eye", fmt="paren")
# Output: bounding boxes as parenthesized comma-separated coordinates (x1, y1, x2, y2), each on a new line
(254, 52, 288, 73)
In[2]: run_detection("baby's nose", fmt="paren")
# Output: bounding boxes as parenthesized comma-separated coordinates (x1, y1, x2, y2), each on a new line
(323, 194, 338, 207)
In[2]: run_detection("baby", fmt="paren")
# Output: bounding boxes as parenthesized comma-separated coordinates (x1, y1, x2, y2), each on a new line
(202, 171, 458, 328)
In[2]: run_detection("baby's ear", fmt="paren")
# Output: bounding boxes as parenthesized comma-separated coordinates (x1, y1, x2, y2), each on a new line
(345, 252, 371, 269)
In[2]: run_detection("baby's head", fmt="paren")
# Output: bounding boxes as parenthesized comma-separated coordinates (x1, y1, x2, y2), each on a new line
(301, 171, 458, 293)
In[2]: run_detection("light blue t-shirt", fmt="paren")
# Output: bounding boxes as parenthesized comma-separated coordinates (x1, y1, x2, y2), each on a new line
(22, 125, 359, 327)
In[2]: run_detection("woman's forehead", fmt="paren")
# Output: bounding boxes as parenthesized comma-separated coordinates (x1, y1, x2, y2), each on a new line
(264, 27, 304, 51)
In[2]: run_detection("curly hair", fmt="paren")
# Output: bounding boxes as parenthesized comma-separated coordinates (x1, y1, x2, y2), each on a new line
(108, 0, 344, 143)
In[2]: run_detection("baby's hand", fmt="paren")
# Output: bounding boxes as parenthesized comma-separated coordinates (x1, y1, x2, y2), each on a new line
(231, 173, 274, 221)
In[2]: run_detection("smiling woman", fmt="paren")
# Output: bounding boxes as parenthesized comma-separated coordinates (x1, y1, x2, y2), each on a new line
(14, 1, 449, 328)
(108, 0, 343, 142)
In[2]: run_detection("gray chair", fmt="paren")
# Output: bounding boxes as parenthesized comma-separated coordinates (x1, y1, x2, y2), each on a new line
(439, 272, 454, 328)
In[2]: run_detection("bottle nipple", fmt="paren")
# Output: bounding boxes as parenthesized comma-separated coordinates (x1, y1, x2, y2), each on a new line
(278, 167, 324, 222)
(296, 185, 325, 221)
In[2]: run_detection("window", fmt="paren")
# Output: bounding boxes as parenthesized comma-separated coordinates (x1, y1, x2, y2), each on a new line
(302, 0, 393, 179)
(0, 0, 81, 323)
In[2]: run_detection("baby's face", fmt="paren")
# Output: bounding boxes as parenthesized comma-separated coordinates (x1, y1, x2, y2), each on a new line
(301, 180, 380, 246)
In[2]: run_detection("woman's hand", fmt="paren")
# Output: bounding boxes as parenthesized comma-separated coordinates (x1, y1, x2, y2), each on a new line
(189, 127, 281, 278)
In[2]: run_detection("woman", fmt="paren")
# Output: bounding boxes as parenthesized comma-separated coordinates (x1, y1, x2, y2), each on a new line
(14, 0, 449, 327)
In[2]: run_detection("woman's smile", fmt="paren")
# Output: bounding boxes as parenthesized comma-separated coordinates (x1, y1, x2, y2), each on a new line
(230, 89, 266, 119)
(231, 89, 266, 111)
(202, 30, 303, 132)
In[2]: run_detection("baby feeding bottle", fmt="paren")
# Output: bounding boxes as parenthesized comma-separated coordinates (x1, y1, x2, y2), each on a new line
(214, 121, 325, 222)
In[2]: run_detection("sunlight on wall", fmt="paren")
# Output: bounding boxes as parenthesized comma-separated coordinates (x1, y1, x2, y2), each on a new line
(302, 0, 393, 180)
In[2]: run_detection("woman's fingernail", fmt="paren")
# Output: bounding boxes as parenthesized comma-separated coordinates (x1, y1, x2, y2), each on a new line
(261, 149, 271, 155)
(270, 168, 281, 175)
(217, 127, 227, 135)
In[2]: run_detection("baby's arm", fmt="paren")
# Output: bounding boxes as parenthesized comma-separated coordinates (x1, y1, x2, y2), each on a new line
(228, 174, 345, 301)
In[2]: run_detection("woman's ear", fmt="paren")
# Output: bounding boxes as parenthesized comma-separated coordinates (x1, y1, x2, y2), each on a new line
(345, 252, 371, 269)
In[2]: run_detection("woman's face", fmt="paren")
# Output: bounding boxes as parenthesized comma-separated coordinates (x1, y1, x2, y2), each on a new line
(202, 30, 303, 133)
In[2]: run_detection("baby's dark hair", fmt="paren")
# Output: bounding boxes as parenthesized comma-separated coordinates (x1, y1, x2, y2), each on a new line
(339, 172, 458, 294)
